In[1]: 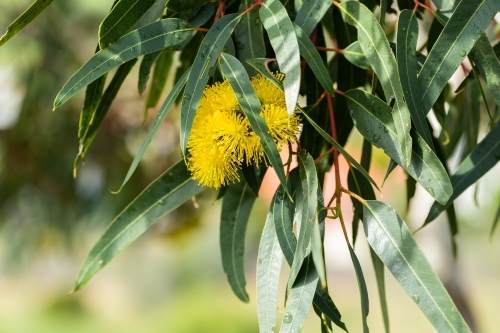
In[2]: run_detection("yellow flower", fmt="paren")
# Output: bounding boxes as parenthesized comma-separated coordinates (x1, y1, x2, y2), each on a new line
(187, 74, 300, 189)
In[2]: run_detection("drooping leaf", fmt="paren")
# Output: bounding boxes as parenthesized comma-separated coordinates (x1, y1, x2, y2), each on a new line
(99, 0, 157, 49)
(397, 10, 434, 149)
(220, 180, 256, 302)
(287, 151, 318, 292)
(337, 1, 412, 166)
(468, 34, 500, 108)
(280, 255, 318, 333)
(54, 19, 194, 109)
(256, 194, 284, 332)
(144, 48, 174, 115)
(348, 244, 370, 333)
(179, 13, 241, 153)
(130, 0, 168, 31)
(138, 50, 162, 94)
(294, 0, 331, 36)
(418, 0, 500, 114)
(116, 68, 190, 192)
(293, 23, 335, 96)
(79, 45, 107, 140)
(345, 89, 452, 204)
(369, 247, 390, 333)
(425, 123, 500, 224)
(73, 160, 205, 291)
(74, 59, 137, 173)
(235, 0, 266, 76)
(219, 52, 290, 196)
(260, 0, 301, 117)
(0, 0, 55, 47)
(241, 163, 267, 197)
(300, 109, 380, 192)
(348, 168, 375, 246)
(363, 200, 471, 333)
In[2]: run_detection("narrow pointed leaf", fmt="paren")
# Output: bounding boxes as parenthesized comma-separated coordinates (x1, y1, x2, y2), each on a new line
(138, 50, 162, 94)
(260, 0, 301, 117)
(235, 0, 266, 75)
(294, 0, 331, 36)
(130, 0, 168, 31)
(54, 19, 194, 109)
(300, 109, 380, 192)
(397, 10, 434, 149)
(220, 180, 256, 303)
(418, 0, 500, 114)
(425, 124, 500, 223)
(257, 192, 284, 332)
(75, 59, 137, 172)
(246, 58, 284, 88)
(74, 160, 205, 291)
(0, 0, 55, 47)
(363, 200, 471, 333)
(348, 244, 369, 333)
(99, 0, 157, 49)
(179, 13, 241, 153)
(241, 163, 267, 197)
(337, 1, 412, 166)
(144, 49, 174, 114)
(491, 203, 500, 237)
(287, 151, 318, 292)
(118, 68, 190, 192)
(468, 34, 500, 108)
(280, 255, 318, 333)
(293, 24, 335, 96)
(311, 214, 326, 287)
(347, 168, 375, 246)
(313, 287, 348, 332)
(219, 52, 290, 196)
(345, 89, 452, 204)
(369, 247, 390, 333)
(382, 159, 398, 185)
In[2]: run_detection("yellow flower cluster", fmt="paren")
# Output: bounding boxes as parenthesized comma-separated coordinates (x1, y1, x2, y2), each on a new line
(187, 74, 300, 189)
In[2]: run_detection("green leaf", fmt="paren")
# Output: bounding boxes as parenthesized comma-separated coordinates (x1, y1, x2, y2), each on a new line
(144, 48, 174, 115)
(54, 19, 194, 109)
(256, 191, 284, 333)
(235, 0, 266, 76)
(337, 1, 412, 166)
(425, 124, 500, 224)
(0, 0, 55, 47)
(300, 109, 380, 192)
(73, 160, 205, 291)
(280, 255, 318, 333)
(313, 287, 348, 332)
(272, 180, 296, 266)
(348, 244, 369, 333)
(260, 0, 301, 117)
(130, 0, 168, 31)
(99, 0, 157, 49)
(294, 0, 331, 36)
(138, 50, 162, 94)
(363, 200, 471, 333)
(345, 89, 452, 204)
(219, 52, 290, 196)
(343, 41, 372, 70)
(74, 59, 137, 173)
(117, 68, 190, 192)
(287, 151, 318, 292)
(241, 163, 267, 197)
(468, 34, 500, 108)
(79, 45, 107, 140)
(220, 180, 256, 303)
(179, 13, 241, 153)
(369, 247, 390, 333)
(397, 10, 435, 150)
(419, 0, 500, 114)
(293, 24, 335, 96)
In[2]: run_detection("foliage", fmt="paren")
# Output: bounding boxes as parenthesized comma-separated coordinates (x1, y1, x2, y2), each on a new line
(2, 0, 500, 332)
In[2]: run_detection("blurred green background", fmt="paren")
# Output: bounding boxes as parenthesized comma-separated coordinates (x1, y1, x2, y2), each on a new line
(1, 1, 500, 332)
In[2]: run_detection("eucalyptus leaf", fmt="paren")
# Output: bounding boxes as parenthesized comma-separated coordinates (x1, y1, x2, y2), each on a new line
(73, 160, 205, 291)
(294, 0, 331, 36)
(363, 200, 471, 333)
(54, 19, 194, 109)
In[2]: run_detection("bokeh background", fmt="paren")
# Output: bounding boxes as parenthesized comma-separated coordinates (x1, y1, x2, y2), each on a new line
(1, 1, 500, 332)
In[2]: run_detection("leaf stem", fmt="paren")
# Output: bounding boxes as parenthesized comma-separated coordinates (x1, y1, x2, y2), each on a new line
(315, 46, 343, 53)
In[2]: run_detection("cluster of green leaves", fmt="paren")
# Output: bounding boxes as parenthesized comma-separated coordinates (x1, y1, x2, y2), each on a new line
(3, 0, 500, 331)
